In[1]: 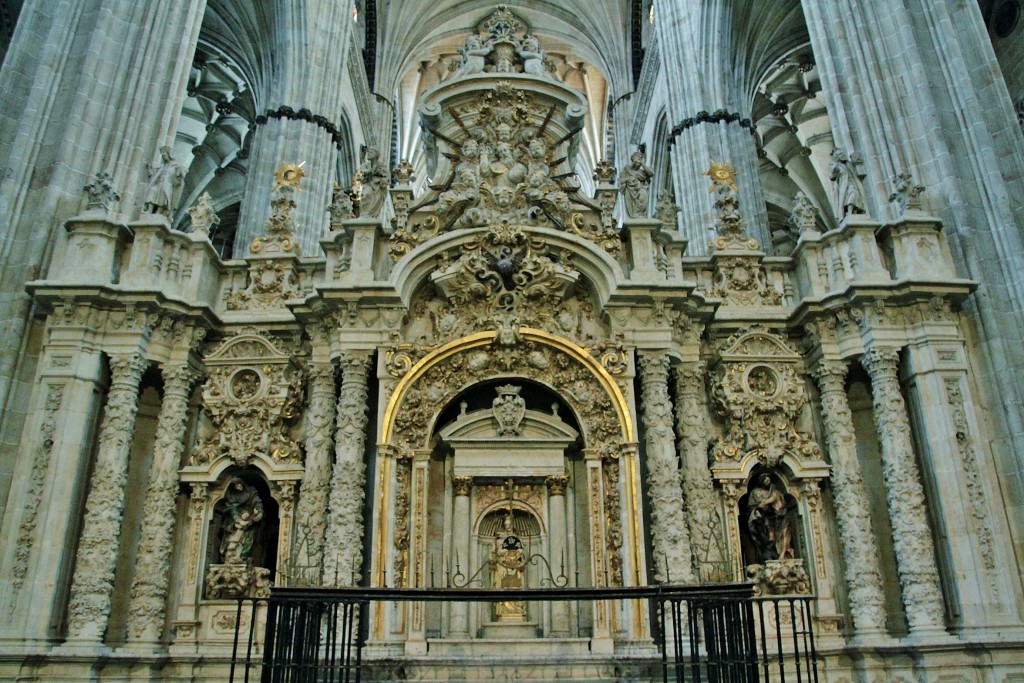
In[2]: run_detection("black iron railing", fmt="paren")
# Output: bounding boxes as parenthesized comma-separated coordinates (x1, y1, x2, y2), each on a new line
(228, 584, 818, 683)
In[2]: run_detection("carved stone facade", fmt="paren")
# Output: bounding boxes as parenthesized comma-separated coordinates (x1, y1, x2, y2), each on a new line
(1, 3, 1022, 682)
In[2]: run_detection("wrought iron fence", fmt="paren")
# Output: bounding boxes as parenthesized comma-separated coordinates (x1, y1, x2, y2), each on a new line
(228, 584, 818, 683)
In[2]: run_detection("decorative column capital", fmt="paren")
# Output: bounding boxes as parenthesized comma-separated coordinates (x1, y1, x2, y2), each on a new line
(340, 350, 373, 374)
(674, 360, 706, 392)
(452, 476, 474, 497)
(638, 350, 671, 379)
(110, 352, 148, 385)
(860, 347, 900, 379)
(308, 361, 336, 385)
(161, 364, 200, 394)
(810, 359, 848, 389)
(545, 475, 569, 496)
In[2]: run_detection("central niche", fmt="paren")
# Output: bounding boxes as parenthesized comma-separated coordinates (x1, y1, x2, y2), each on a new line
(424, 380, 593, 640)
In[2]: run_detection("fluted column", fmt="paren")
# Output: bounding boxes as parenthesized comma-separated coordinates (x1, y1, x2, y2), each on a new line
(811, 360, 887, 634)
(449, 476, 473, 637)
(292, 363, 337, 582)
(638, 352, 693, 583)
(860, 348, 945, 632)
(322, 353, 372, 586)
(124, 365, 198, 644)
(66, 352, 148, 642)
(673, 361, 726, 581)
(546, 475, 571, 636)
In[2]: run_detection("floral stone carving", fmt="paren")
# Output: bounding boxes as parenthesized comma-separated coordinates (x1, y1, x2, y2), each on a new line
(189, 331, 303, 467)
(709, 329, 822, 467)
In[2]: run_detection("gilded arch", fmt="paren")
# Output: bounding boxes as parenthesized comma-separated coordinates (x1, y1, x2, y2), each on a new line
(378, 328, 638, 593)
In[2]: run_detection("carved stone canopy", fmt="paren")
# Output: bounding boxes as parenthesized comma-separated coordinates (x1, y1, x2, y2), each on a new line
(440, 389, 579, 479)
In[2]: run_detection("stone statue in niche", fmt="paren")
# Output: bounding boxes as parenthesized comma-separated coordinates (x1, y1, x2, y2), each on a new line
(491, 513, 527, 620)
(746, 473, 795, 562)
(519, 35, 551, 79)
(454, 34, 489, 78)
(218, 477, 265, 564)
(142, 146, 185, 216)
(354, 146, 389, 217)
(205, 477, 272, 598)
(619, 150, 654, 218)
(828, 148, 866, 219)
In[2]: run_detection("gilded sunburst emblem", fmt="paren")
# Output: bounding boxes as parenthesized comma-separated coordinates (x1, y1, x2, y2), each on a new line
(705, 161, 739, 193)
(273, 163, 306, 192)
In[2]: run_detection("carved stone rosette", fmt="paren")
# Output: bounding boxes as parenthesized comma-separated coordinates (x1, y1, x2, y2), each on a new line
(126, 365, 200, 642)
(638, 352, 693, 583)
(860, 348, 945, 631)
(810, 360, 886, 633)
(66, 352, 148, 640)
(322, 353, 373, 586)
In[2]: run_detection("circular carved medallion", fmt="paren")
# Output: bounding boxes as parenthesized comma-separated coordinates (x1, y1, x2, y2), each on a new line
(746, 365, 780, 398)
(230, 369, 262, 401)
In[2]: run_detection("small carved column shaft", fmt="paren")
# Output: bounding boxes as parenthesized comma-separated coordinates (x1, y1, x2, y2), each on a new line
(638, 352, 694, 583)
(546, 475, 572, 635)
(67, 352, 148, 641)
(126, 365, 198, 643)
(673, 361, 725, 581)
(860, 348, 945, 632)
(449, 476, 473, 637)
(293, 363, 337, 582)
(322, 353, 372, 586)
(811, 360, 887, 634)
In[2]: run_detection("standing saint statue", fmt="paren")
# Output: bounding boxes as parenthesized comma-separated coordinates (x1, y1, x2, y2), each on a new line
(619, 150, 654, 218)
(219, 478, 265, 565)
(828, 148, 866, 220)
(491, 513, 527, 621)
(143, 146, 185, 216)
(746, 473, 795, 562)
(354, 146, 389, 217)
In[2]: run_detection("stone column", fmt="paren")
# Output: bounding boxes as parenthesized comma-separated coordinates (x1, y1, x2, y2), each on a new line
(637, 352, 694, 583)
(810, 360, 887, 635)
(673, 361, 726, 581)
(449, 476, 473, 638)
(125, 364, 198, 645)
(546, 475, 571, 636)
(322, 353, 372, 586)
(66, 352, 148, 643)
(292, 363, 337, 583)
(860, 348, 945, 633)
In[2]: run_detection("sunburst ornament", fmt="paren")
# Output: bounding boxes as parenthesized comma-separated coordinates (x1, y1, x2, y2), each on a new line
(706, 161, 739, 193)
(273, 163, 306, 192)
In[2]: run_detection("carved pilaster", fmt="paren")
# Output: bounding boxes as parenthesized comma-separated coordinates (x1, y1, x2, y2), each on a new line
(126, 365, 198, 643)
(66, 352, 148, 641)
(638, 352, 693, 583)
(860, 348, 945, 632)
(673, 361, 727, 582)
(292, 363, 337, 583)
(322, 353, 372, 586)
(810, 360, 886, 634)
(10, 384, 65, 602)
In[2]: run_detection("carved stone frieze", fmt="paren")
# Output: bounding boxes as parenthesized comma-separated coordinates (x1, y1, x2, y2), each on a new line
(706, 255, 782, 307)
(746, 559, 811, 596)
(225, 258, 301, 311)
(709, 329, 821, 468)
(189, 331, 303, 468)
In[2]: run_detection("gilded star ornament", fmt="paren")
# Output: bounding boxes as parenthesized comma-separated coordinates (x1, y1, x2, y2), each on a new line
(706, 161, 739, 194)
(273, 163, 305, 192)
